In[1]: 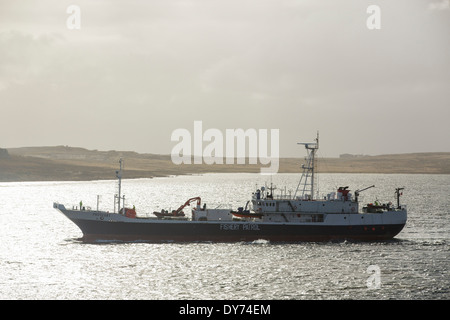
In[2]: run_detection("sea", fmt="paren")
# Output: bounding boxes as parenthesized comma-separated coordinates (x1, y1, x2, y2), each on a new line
(0, 173, 448, 301)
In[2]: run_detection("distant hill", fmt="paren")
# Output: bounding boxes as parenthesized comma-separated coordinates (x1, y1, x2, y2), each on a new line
(0, 148, 9, 158)
(0, 146, 449, 182)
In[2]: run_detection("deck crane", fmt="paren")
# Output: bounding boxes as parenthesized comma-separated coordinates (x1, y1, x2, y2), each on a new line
(354, 185, 375, 203)
(153, 197, 201, 218)
(172, 197, 202, 216)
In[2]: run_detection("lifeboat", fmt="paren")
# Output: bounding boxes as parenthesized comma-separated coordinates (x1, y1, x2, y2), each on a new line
(153, 210, 185, 218)
(364, 202, 392, 213)
(231, 210, 263, 219)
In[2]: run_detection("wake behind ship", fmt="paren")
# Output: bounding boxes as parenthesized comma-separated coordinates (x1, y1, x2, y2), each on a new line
(53, 134, 407, 242)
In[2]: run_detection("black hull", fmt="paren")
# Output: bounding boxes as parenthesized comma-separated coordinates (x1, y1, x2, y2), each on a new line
(69, 218, 406, 242)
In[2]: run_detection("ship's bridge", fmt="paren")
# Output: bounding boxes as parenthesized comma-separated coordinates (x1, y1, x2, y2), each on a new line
(252, 187, 359, 215)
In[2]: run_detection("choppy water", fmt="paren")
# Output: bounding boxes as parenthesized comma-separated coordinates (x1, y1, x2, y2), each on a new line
(0, 173, 448, 300)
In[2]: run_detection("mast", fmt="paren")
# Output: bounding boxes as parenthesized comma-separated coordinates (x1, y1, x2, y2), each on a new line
(395, 187, 404, 209)
(115, 158, 124, 213)
(294, 132, 319, 200)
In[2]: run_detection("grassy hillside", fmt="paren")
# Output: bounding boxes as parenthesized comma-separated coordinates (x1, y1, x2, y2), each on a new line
(0, 146, 449, 182)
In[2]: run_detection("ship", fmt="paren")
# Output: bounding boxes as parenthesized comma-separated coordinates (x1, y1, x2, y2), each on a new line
(53, 134, 407, 242)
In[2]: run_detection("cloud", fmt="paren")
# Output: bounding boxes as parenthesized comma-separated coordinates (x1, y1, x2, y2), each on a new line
(428, 0, 450, 11)
(1, 1, 449, 156)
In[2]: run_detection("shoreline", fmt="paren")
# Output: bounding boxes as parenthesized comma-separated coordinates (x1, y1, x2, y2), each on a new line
(2, 171, 449, 184)
(1, 146, 449, 182)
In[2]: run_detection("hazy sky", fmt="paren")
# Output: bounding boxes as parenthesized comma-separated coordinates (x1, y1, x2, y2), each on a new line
(1, 0, 449, 157)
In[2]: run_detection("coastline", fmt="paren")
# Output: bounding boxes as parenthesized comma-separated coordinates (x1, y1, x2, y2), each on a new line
(1, 146, 449, 182)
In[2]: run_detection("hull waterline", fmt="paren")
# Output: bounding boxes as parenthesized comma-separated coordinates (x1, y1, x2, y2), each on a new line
(59, 208, 406, 243)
